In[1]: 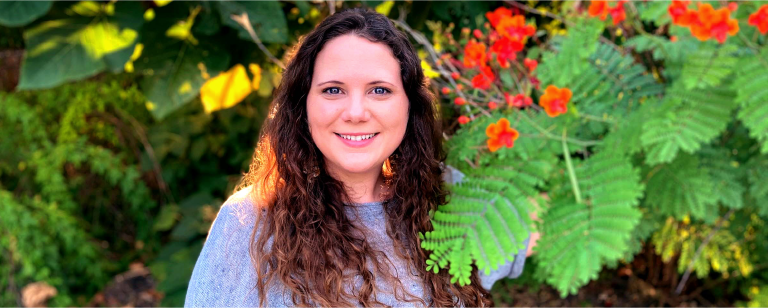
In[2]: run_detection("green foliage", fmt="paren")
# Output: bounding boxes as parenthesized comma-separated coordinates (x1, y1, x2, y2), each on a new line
(681, 44, 739, 90)
(536, 152, 644, 297)
(421, 154, 548, 285)
(0, 1, 52, 27)
(0, 79, 157, 306)
(732, 47, 768, 153)
(17, 1, 143, 90)
(538, 17, 605, 88)
(641, 84, 737, 165)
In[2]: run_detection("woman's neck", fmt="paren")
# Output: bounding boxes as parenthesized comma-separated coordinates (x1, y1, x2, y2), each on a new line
(326, 165, 390, 204)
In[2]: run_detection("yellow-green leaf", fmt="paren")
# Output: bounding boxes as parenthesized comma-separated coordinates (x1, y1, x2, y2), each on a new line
(200, 64, 252, 113)
(248, 63, 261, 90)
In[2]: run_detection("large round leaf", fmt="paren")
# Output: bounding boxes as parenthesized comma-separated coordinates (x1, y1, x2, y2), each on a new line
(0, 1, 52, 27)
(17, 1, 143, 90)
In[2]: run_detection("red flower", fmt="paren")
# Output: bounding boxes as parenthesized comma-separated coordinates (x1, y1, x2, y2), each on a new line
(458, 115, 471, 125)
(454, 97, 466, 106)
(539, 85, 572, 117)
(728, 2, 738, 12)
(496, 15, 536, 42)
(490, 36, 522, 68)
(441, 87, 451, 95)
(471, 66, 495, 90)
(690, 3, 739, 44)
(463, 40, 487, 68)
(668, 0, 692, 25)
(507, 93, 532, 108)
(486, 118, 520, 152)
(670, 35, 678, 42)
(488, 101, 498, 110)
(486, 6, 514, 28)
(588, 0, 609, 20)
(451, 72, 461, 80)
(523, 58, 538, 72)
(473, 29, 484, 39)
(608, 1, 627, 25)
(749, 5, 768, 34)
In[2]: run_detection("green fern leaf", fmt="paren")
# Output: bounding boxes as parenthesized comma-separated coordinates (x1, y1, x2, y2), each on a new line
(538, 17, 604, 87)
(733, 47, 768, 153)
(536, 152, 644, 297)
(644, 153, 719, 222)
(699, 147, 745, 210)
(641, 84, 737, 165)
(745, 155, 768, 217)
(681, 44, 738, 90)
(422, 153, 551, 284)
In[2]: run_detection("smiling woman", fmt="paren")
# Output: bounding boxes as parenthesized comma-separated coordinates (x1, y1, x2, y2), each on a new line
(184, 6, 529, 308)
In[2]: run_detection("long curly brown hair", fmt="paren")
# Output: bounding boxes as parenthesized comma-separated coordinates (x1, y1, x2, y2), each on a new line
(237, 7, 493, 307)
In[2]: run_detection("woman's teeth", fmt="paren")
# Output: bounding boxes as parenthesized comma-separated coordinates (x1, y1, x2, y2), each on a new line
(339, 133, 376, 141)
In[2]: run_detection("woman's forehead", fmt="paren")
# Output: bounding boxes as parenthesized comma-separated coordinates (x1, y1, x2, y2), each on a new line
(312, 34, 402, 86)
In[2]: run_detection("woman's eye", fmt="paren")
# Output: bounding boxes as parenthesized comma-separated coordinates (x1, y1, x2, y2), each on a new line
(373, 87, 392, 95)
(322, 87, 342, 95)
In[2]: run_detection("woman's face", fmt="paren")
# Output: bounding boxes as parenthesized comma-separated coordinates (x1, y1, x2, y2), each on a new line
(306, 34, 409, 177)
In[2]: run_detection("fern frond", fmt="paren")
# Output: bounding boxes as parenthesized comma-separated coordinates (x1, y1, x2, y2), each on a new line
(745, 155, 768, 217)
(536, 152, 643, 297)
(599, 97, 659, 156)
(681, 44, 738, 90)
(641, 84, 737, 165)
(733, 47, 768, 153)
(538, 17, 604, 87)
(422, 156, 549, 285)
(699, 147, 745, 210)
(644, 153, 719, 222)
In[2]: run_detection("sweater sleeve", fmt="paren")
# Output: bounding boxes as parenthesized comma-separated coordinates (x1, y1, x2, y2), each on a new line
(477, 234, 531, 291)
(184, 189, 262, 307)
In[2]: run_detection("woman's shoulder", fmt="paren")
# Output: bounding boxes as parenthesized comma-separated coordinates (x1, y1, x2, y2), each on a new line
(215, 185, 265, 230)
(184, 185, 267, 307)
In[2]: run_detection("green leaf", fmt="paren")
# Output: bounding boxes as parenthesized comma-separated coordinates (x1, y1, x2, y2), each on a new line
(644, 153, 719, 222)
(17, 2, 143, 90)
(216, 1, 289, 44)
(681, 44, 738, 90)
(0, 1, 52, 27)
(733, 47, 768, 153)
(537, 152, 644, 297)
(641, 84, 737, 165)
(421, 156, 542, 284)
(745, 155, 768, 218)
(135, 34, 230, 119)
(699, 147, 745, 210)
(636, 0, 671, 26)
(538, 17, 604, 87)
(154, 204, 181, 231)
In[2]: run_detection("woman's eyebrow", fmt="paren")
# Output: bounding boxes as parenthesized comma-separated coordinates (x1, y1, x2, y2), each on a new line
(316, 80, 394, 87)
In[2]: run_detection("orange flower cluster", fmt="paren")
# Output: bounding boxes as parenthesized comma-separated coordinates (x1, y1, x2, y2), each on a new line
(749, 4, 768, 34)
(539, 85, 572, 117)
(669, 1, 739, 44)
(588, 0, 627, 25)
(471, 66, 495, 90)
(505, 92, 532, 108)
(485, 7, 535, 68)
(486, 118, 520, 152)
(463, 40, 488, 68)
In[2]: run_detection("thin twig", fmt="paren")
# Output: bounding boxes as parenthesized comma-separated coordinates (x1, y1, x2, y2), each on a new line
(674, 208, 736, 295)
(231, 13, 286, 70)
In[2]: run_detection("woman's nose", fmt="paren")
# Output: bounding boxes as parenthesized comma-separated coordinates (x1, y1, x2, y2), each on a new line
(340, 95, 371, 123)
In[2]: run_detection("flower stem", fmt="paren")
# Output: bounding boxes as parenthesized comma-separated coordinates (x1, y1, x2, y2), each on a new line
(562, 128, 583, 204)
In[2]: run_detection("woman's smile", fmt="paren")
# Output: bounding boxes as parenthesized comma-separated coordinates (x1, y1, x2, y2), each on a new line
(335, 132, 380, 147)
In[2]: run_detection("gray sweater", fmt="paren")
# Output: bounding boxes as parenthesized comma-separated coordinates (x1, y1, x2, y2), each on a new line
(184, 186, 529, 307)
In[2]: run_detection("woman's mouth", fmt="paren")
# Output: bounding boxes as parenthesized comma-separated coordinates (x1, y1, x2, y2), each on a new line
(334, 132, 379, 147)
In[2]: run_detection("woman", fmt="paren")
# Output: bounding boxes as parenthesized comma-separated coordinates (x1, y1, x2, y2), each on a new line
(185, 7, 530, 307)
